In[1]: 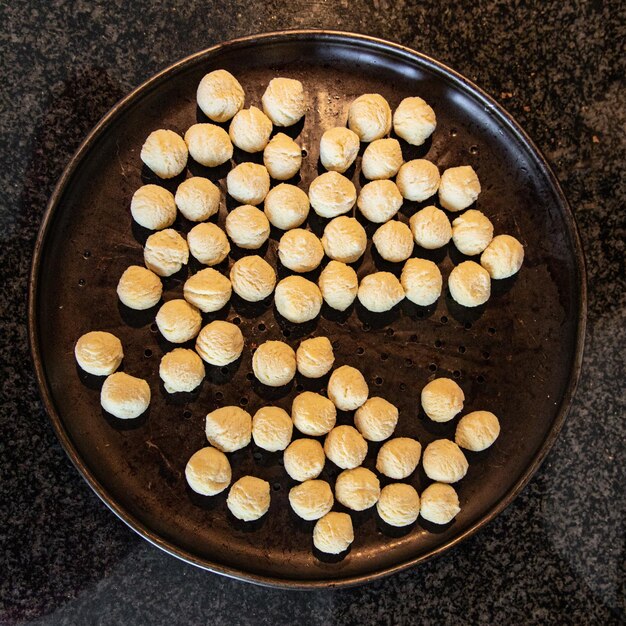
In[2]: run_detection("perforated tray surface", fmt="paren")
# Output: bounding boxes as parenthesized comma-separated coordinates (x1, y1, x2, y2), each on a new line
(29, 31, 585, 587)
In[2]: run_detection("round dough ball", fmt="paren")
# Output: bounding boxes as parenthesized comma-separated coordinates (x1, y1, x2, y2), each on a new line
(140, 129, 188, 179)
(225, 205, 270, 250)
(318, 260, 358, 311)
(321, 216, 367, 264)
(354, 397, 399, 442)
(439, 165, 481, 212)
(324, 425, 367, 469)
(130, 184, 176, 230)
(227, 476, 270, 521)
(357, 272, 405, 312)
(377, 483, 420, 527)
(448, 260, 491, 307)
(75, 331, 123, 376)
(357, 180, 403, 223)
(261, 77, 305, 127)
(319, 127, 360, 173)
(205, 406, 252, 452)
(185, 447, 231, 496)
(348, 93, 392, 142)
(422, 439, 468, 483)
(226, 162, 270, 206)
(183, 268, 231, 313)
(230, 255, 276, 302)
(361, 138, 403, 180)
(309, 172, 357, 219)
(175, 177, 221, 222)
(289, 480, 333, 521)
(409, 205, 451, 250)
(335, 467, 380, 511)
(197, 69, 245, 123)
(372, 220, 414, 262)
(401, 258, 442, 307)
(327, 365, 368, 411)
(421, 377, 465, 423)
(187, 222, 230, 266)
(455, 410, 501, 451)
(159, 348, 204, 393)
(184, 123, 233, 168)
(292, 392, 336, 436)
(452, 209, 494, 256)
(396, 159, 440, 201)
(229, 106, 273, 153)
(393, 97, 436, 146)
(195, 320, 244, 366)
(144, 229, 189, 277)
(480, 234, 525, 279)
(252, 340, 296, 387)
(420, 483, 460, 524)
(376, 437, 422, 479)
(252, 406, 293, 452)
(296, 336, 335, 378)
(155, 299, 202, 344)
(278, 229, 324, 273)
(313, 512, 354, 554)
(101, 372, 150, 419)
(264, 183, 310, 230)
(283, 438, 325, 482)
(274, 276, 322, 323)
(263, 132, 302, 180)
(117, 265, 162, 310)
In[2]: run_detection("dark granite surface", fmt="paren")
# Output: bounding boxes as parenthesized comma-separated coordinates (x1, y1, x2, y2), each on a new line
(0, 1, 624, 624)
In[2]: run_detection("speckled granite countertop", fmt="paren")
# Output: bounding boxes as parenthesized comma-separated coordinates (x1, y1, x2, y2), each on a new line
(1, 1, 624, 624)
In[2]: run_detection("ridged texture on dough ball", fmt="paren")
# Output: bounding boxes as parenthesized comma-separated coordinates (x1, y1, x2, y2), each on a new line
(422, 439, 468, 483)
(327, 365, 369, 411)
(187, 222, 230, 266)
(274, 276, 322, 323)
(283, 438, 325, 482)
(75, 331, 123, 376)
(324, 425, 367, 469)
(357, 179, 403, 223)
(225, 205, 270, 250)
(409, 205, 451, 250)
(439, 165, 481, 212)
(318, 260, 358, 311)
(421, 377, 465, 423)
(261, 77, 305, 127)
(377, 483, 420, 527)
(296, 336, 335, 379)
(361, 138, 403, 180)
(289, 480, 334, 521)
(184, 123, 233, 168)
(227, 475, 270, 521)
(140, 129, 188, 179)
(354, 397, 399, 442)
(264, 183, 310, 230)
(143, 229, 189, 277)
(117, 265, 163, 310)
(319, 127, 360, 173)
(313, 512, 353, 554)
(455, 410, 500, 451)
(155, 299, 202, 344)
(226, 162, 270, 206)
(480, 234, 524, 279)
(396, 159, 440, 201)
(321, 216, 367, 264)
(159, 348, 204, 393)
(335, 467, 380, 511)
(252, 406, 293, 452)
(175, 177, 221, 222)
(401, 258, 442, 307)
(195, 320, 244, 366)
(101, 372, 150, 419)
(196, 69, 245, 123)
(230, 255, 276, 302)
(183, 268, 232, 313)
(229, 106, 273, 153)
(130, 184, 177, 230)
(420, 482, 460, 524)
(185, 447, 231, 496)
(348, 93, 392, 142)
(452, 209, 494, 256)
(448, 260, 491, 307)
(372, 220, 414, 262)
(278, 229, 324, 273)
(292, 391, 337, 436)
(252, 340, 296, 388)
(263, 132, 302, 180)
(376, 437, 422, 479)
(205, 406, 252, 452)
(393, 97, 436, 146)
(357, 272, 405, 312)
(309, 172, 357, 219)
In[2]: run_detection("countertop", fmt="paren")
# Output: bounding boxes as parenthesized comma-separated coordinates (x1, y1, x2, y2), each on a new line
(0, 1, 624, 624)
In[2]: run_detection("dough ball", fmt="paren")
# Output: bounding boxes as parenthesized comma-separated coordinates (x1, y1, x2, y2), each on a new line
(130, 184, 176, 230)
(318, 260, 358, 311)
(159, 348, 204, 393)
(357, 180, 403, 223)
(376, 437, 422, 479)
(313, 512, 354, 554)
(335, 467, 380, 511)
(227, 476, 270, 521)
(354, 397, 399, 442)
(420, 483, 460, 524)
(409, 206, 451, 250)
(140, 129, 188, 179)
(480, 234, 525, 279)
(185, 447, 231, 496)
(205, 406, 252, 452)
(117, 265, 162, 310)
(144, 229, 189, 277)
(252, 406, 293, 452)
(448, 260, 491, 307)
(278, 229, 324, 273)
(175, 177, 221, 222)
(296, 336, 335, 378)
(264, 183, 310, 230)
(439, 165, 481, 212)
(252, 340, 296, 387)
(393, 97, 436, 146)
(292, 392, 337, 436)
(187, 222, 230, 266)
(421, 377, 465, 423)
(319, 127, 360, 173)
(452, 209, 494, 256)
(274, 276, 322, 323)
(309, 172, 357, 219)
(361, 138, 403, 180)
(195, 320, 244, 366)
(372, 220, 414, 262)
(289, 480, 333, 521)
(357, 272, 405, 312)
(225, 205, 270, 250)
(155, 299, 202, 344)
(377, 483, 420, 527)
(184, 123, 233, 168)
(396, 159, 440, 201)
(327, 365, 368, 411)
(324, 425, 367, 470)
(100, 372, 150, 419)
(261, 77, 305, 127)
(321, 216, 367, 263)
(283, 438, 325, 482)
(263, 132, 302, 180)
(455, 410, 500, 451)
(422, 439, 468, 483)
(348, 93, 392, 142)
(401, 258, 442, 306)
(196, 69, 245, 123)
(75, 331, 123, 376)
(229, 106, 273, 153)
(183, 268, 232, 313)
(226, 162, 270, 206)
(230, 255, 276, 302)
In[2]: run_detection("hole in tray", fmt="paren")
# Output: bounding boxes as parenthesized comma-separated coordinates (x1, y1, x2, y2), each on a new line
(282, 329, 291, 338)
(362, 322, 371, 331)
(477, 375, 485, 384)
(221, 367, 229, 375)
(232, 317, 241, 325)
(375, 377, 383, 385)
(450, 128, 458, 137)
(469, 145, 479, 155)
(488, 327, 496, 335)
(183, 410, 192, 420)
(458, 346, 466, 354)
(246, 372, 254, 381)
(83, 250, 91, 259)
(453, 370, 461, 379)
(440, 315, 448, 324)
(239, 397, 248, 406)
(435, 339, 443, 348)
(428, 363, 437, 372)
(301, 149, 308, 157)
(215, 391, 224, 400)
(381, 353, 389, 361)
(399, 383, 407, 391)
(296, 383, 304, 392)
(356, 346, 365, 355)
(78, 278, 85, 287)
(258, 323, 266, 331)
(150, 323, 158, 333)
(386, 328, 394, 337)
(273, 483, 281, 491)
(253, 451, 262, 461)
(405, 358, 413, 366)
(482, 350, 491, 360)
(409, 334, 418, 343)
(144, 348, 152, 358)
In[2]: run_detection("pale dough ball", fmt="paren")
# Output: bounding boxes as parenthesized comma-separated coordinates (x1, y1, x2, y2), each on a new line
(357, 272, 405, 312)
(335, 467, 380, 511)
(185, 447, 231, 496)
(309, 172, 357, 219)
(327, 365, 369, 411)
(481, 234, 525, 279)
(289, 480, 333, 521)
(100, 372, 150, 419)
(452, 209, 494, 256)
(361, 138, 403, 180)
(144, 229, 189, 277)
(348, 93, 392, 142)
(401, 258, 442, 306)
(372, 221, 414, 262)
(183, 268, 232, 313)
(175, 177, 221, 222)
(252, 406, 293, 452)
(422, 439, 469, 483)
(230, 255, 276, 302)
(187, 222, 230, 266)
(263, 132, 302, 180)
(226, 162, 270, 206)
(155, 299, 202, 344)
(376, 437, 422, 479)
(296, 336, 335, 378)
(313, 512, 353, 554)
(448, 260, 491, 307)
(292, 392, 336, 436)
(264, 183, 310, 230)
(318, 260, 358, 311)
(321, 216, 367, 264)
(421, 377, 465, 423)
(274, 276, 322, 323)
(324, 425, 367, 470)
(227, 476, 270, 521)
(377, 483, 420, 527)
(420, 483, 460, 524)
(196, 69, 245, 123)
(159, 348, 204, 393)
(184, 123, 233, 168)
(130, 184, 176, 230)
(140, 129, 188, 179)
(225, 205, 270, 250)
(455, 410, 501, 451)
(229, 106, 273, 153)
(195, 320, 244, 366)
(252, 340, 296, 387)
(396, 159, 440, 201)
(439, 165, 481, 212)
(354, 397, 399, 442)
(278, 229, 324, 273)
(409, 206, 451, 250)
(205, 406, 252, 452)
(357, 180, 403, 223)
(261, 77, 305, 127)
(75, 331, 123, 376)
(393, 97, 436, 146)
(319, 127, 360, 173)
(117, 265, 162, 310)
(283, 438, 325, 482)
